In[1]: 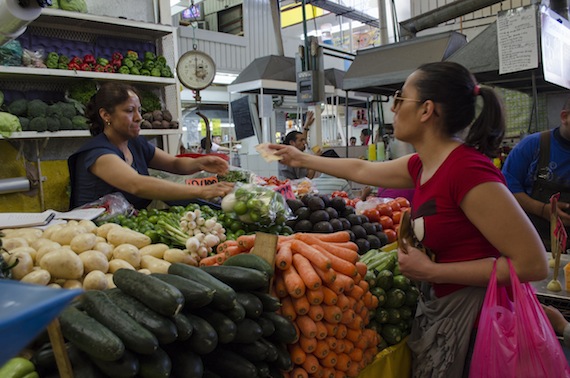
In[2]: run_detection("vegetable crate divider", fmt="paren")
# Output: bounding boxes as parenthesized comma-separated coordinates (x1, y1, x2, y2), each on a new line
(251, 232, 278, 292)
(47, 319, 74, 378)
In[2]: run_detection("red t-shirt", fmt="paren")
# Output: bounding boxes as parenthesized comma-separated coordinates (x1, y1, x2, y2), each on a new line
(408, 145, 504, 297)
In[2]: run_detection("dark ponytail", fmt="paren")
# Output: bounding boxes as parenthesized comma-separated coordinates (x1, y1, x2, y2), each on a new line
(415, 62, 505, 158)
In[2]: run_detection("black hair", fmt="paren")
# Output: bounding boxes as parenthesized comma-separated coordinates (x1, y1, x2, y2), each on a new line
(361, 129, 371, 136)
(321, 149, 340, 158)
(85, 82, 141, 136)
(284, 130, 302, 145)
(415, 62, 505, 158)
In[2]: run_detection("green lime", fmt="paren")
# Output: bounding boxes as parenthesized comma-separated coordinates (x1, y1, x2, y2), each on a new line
(234, 201, 248, 215)
(230, 221, 242, 233)
(249, 211, 260, 223)
(247, 198, 262, 210)
(235, 229, 246, 237)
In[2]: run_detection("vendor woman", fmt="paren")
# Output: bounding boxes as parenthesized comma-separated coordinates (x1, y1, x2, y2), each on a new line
(68, 82, 234, 210)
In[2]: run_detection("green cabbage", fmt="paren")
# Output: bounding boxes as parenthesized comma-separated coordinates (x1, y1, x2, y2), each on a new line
(59, 0, 87, 13)
(0, 112, 22, 137)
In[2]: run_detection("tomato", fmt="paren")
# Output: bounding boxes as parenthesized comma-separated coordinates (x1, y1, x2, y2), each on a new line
(387, 200, 401, 212)
(377, 204, 393, 218)
(379, 215, 394, 230)
(385, 228, 397, 243)
(395, 197, 411, 208)
(392, 211, 402, 225)
(362, 208, 380, 223)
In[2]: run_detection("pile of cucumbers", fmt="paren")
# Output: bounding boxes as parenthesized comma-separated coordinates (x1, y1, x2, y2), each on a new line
(361, 248, 420, 350)
(32, 255, 297, 377)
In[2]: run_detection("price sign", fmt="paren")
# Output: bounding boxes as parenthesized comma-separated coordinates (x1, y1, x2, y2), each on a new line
(185, 176, 219, 186)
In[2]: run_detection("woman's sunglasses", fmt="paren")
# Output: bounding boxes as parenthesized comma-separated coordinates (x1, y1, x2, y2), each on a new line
(393, 90, 423, 108)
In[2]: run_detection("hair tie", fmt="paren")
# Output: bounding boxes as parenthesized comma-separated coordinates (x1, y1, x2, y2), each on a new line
(473, 84, 481, 96)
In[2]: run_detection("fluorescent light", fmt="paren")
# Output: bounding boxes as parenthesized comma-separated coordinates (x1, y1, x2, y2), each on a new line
(213, 72, 238, 85)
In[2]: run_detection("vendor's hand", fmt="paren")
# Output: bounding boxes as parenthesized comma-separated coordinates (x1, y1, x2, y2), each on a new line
(542, 304, 568, 335)
(199, 182, 234, 199)
(269, 144, 306, 167)
(197, 156, 230, 175)
(303, 111, 315, 130)
(397, 241, 436, 282)
(556, 201, 570, 226)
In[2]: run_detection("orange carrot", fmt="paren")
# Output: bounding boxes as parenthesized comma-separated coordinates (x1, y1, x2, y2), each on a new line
(347, 347, 363, 362)
(299, 335, 317, 353)
(346, 296, 357, 311)
(333, 241, 359, 252)
(353, 299, 365, 314)
(345, 328, 360, 343)
(314, 265, 337, 285)
(347, 283, 364, 300)
(353, 273, 362, 285)
(198, 255, 221, 266)
(323, 322, 338, 337)
(336, 294, 351, 312)
(293, 295, 311, 316)
(357, 278, 369, 292)
(293, 322, 301, 344)
(322, 367, 336, 378)
(295, 231, 350, 243)
(236, 234, 256, 251)
(289, 344, 307, 365)
(333, 340, 346, 354)
(314, 321, 328, 340)
(306, 287, 324, 305)
(342, 339, 354, 354)
(335, 353, 351, 372)
(225, 245, 242, 257)
(325, 336, 337, 350)
(297, 315, 317, 338)
(322, 305, 342, 324)
(345, 363, 360, 378)
(296, 234, 358, 264)
(336, 324, 348, 340)
(313, 245, 357, 277)
(354, 261, 368, 277)
(292, 253, 322, 290)
(301, 354, 320, 375)
(347, 315, 364, 331)
(362, 291, 374, 309)
(290, 239, 332, 271)
(308, 304, 324, 322)
(333, 369, 347, 378)
(320, 351, 338, 368)
(281, 296, 297, 321)
(311, 368, 324, 378)
(290, 367, 309, 378)
(283, 263, 306, 298)
(321, 286, 338, 306)
(327, 276, 346, 295)
(333, 272, 355, 293)
(314, 339, 330, 359)
(274, 271, 288, 298)
(358, 308, 369, 325)
(340, 309, 355, 325)
(276, 242, 293, 270)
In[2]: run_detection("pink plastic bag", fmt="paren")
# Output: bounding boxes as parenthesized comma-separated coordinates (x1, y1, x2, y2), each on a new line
(470, 259, 570, 378)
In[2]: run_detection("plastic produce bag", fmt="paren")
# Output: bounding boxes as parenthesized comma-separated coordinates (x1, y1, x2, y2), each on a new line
(77, 192, 135, 223)
(59, 0, 87, 12)
(0, 40, 23, 67)
(220, 183, 292, 225)
(469, 259, 570, 378)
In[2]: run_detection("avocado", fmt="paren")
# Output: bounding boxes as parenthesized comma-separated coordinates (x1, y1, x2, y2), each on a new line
(346, 230, 356, 241)
(362, 222, 377, 235)
(351, 225, 367, 239)
(319, 194, 331, 208)
(295, 207, 311, 220)
(325, 207, 339, 220)
(373, 222, 383, 232)
(294, 220, 313, 232)
(301, 194, 312, 206)
(313, 221, 334, 233)
(358, 214, 369, 224)
(338, 218, 351, 230)
(376, 232, 389, 247)
(366, 234, 381, 249)
(330, 197, 347, 212)
(329, 218, 343, 232)
(355, 238, 371, 255)
(307, 196, 325, 211)
(342, 206, 356, 217)
(310, 209, 330, 224)
(286, 198, 305, 213)
(285, 219, 297, 229)
(346, 213, 362, 226)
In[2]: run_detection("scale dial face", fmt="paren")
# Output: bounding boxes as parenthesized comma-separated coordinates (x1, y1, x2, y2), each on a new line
(176, 50, 216, 90)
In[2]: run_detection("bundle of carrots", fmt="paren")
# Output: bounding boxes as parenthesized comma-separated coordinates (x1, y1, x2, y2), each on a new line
(204, 231, 381, 378)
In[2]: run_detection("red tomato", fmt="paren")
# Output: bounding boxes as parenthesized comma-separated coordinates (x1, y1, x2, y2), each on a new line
(392, 211, 402, 224)
(362, 208, 380, 223)
(376, 204, 393, 218)
(385, 229, 397, 243)
(379, 215, 394, 230)
(387, 200, 401, 212)
(395, 197, 411, 208)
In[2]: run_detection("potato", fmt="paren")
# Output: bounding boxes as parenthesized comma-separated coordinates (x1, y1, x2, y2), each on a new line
(31, 237, 58, 251)
(105, 273, 116, 289)
(63, 280, 83, 289)
(42, 224, 64, 240)
(137, 269, 152, 275)
(50, 225, 87, 245)
(93, 242, 114, 260)
(1, 237, 29, 251)
(9, 246, 37, 264)
(83, 270, 108, 291)
(78, 219, 98, 233)
(7, 250, 34, 280)
(108, 259, 136, 273)
(140, 255, 171, 274)
(1, 228, 42, 244)
(94, 236, 106, 244)
(70, 233, 98, 253)
(35, 242, 63, 264)
(139, 243, 169, 259)
(20, 269, 51, 286)
(96, 223, 122, 239)
(79, 250, 109, 273)
(107, 227, 151, 249)
(113, 244, 141, 268)
(48, 283, 62, 289)
(40, 249, 84, 279)
(163, 248, 196, 265)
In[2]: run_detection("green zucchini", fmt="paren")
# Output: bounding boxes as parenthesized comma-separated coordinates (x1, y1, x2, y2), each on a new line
(224, 301, 246, 322)
(223, 253, 274, 278)
(89, 349, 139, 377)
(261, 312, 298, 344)
(202, 348, 258, 378)
(167, 348, 203, 378)
(258, 338, 278, 362)
(256, 315, 276, 337)
(184, 313, 219, 355)
(200, 265, 269, 291)
(250, 291, 282, 312)
(233, 318, 263, 344)
(151, 273, 215, 308)
(113, 268, 184, 316)
(138, 347, 171, 378)
(81, 290, 158, 355)
(106, 288, 179, 345)
(59, 306, 125, 362)
(168, 263, 237, 310)
(236, 291, 264, 319)
(195, 307, 237, 344)
(172, 312, 193, 341)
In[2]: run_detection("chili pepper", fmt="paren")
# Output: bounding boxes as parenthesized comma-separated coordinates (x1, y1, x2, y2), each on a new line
(70, 56, 82, 65)
(96, 57, 109, 66)
(118, 66, 130, 74)
(129, 66, 140, 75)
(140, 69, 151, 76)
(150, 67, 161, 77)
(83, 54, 96, 65)
(67, 62, 81, 70)
(134, 59, 143, 69)
(126, 50, 138, 61)
(121, 58, 134, 68)
(143, 60, 155, 70)
(80, 63, 92, 71)
(58, 55, 69, 65)
(144, 51, 156, 61)
(112, 51, 123, 61)
(47, 52, 59, 62)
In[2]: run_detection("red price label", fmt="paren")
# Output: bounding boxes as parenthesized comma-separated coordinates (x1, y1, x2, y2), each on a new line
(273, 182, 295, 200)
